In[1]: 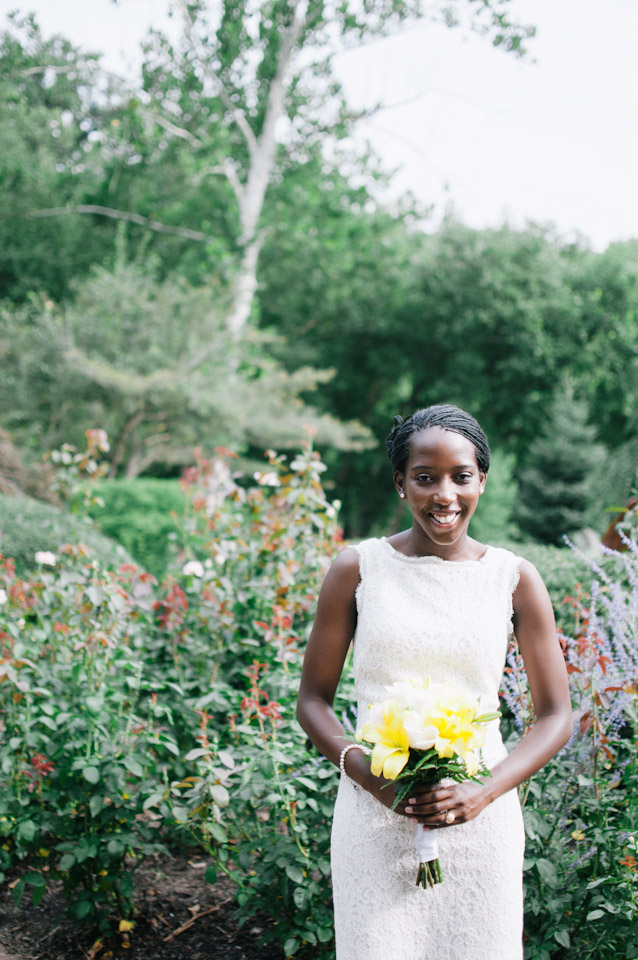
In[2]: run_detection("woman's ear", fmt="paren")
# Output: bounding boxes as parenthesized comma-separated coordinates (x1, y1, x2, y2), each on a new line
(394, 470, 406, 499)
(479, 472, 487, 495)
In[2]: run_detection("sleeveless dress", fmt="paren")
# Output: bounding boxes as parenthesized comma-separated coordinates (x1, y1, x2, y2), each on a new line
(331, 538, 525, 960)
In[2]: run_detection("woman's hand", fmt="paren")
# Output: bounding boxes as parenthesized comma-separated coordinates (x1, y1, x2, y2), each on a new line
(395, 780, 491, 828)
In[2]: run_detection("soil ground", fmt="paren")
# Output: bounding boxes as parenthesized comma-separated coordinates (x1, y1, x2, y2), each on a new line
(0, 854, 285, 960)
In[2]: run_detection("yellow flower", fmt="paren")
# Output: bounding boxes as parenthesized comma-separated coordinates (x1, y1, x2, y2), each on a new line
(359, 700, 410, 780)
(463, 750, 480, 777)
(571, 830, 585, 841)
(119, 920, 134, 932)
(425, 687, 485, 760)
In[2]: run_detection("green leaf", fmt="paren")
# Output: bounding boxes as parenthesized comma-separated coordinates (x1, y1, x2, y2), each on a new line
(210, 783, 229, 806)
(554, 930, 570, 948)
(25, 871, 46, 887)
(317, 927, 334, 943)
(82, 766, 100, 784)
(536, 859, 557, 886)
(123, 756, 144, 777)
(38, 715, 57, 730)
(86, 585, 106, 606)
(586, 909, 605, 921)
(11, 878, 26, 906)
(586, 878, 606, 889)
(209, 823, 227, 844)
(59, 854, 76, 870)
(205, 865, 217, 885)
(18, 820, 36, 842)
(107, 839, 125, 855)
(285, 864, 304, 884)
(75, 900, 92, 919)
(32, 883, 46, 907)
(85, 696, 103, 716)
(284, 938, 300, 957)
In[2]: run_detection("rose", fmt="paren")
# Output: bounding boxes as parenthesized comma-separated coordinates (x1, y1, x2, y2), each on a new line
(34, 551, 56, 566)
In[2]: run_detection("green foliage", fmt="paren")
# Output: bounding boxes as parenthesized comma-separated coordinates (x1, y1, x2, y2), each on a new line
(0, 256, 370, 476)
(469, 449, 520, 544)
(3, 432, 638, 959)
(0, 493, 130, 576)
(586, 435, 638, 532)
(0, 437, 347, 955)
(503, 543, 638, 959)
(509, 541, 594, 633)
(0, 15, 111, 302)
(0, 551, 172, 930)
(517, 385, 604, 545)
(88, 479, 186, 578)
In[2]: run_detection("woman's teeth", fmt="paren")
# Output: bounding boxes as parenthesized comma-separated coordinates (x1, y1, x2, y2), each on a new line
(432, 513, 458, 525)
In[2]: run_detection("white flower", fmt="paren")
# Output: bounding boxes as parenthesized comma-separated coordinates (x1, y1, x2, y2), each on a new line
(0, 588, 7, 606)
(182, 560, 204, 577)
(35, 551, 56, 566)
(402, 710, 438, 750)
(254, 471, 281, 487)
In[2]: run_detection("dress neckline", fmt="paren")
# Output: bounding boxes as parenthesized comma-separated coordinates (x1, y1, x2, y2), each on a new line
(379, 537, 492, 565)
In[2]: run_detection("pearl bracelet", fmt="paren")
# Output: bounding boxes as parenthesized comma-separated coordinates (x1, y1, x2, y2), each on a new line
(339, 743, 371, 789)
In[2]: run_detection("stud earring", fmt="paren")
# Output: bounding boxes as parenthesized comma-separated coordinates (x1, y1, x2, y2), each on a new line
(399, 492, 406, 499)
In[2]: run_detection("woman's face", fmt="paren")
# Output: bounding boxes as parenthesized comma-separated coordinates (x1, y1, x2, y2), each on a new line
(394, 426, 486, 549)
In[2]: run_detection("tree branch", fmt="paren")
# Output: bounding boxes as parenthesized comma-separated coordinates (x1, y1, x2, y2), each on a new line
(6, 61, 98, 78)
(144, 110, 204, 149)
(193, 161, 244, 206)
(175, 0, 258, 160)
(31, 205, 213, 243)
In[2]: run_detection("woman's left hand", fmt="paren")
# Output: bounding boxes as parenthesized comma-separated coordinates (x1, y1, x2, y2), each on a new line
(398, 780, 490, 828)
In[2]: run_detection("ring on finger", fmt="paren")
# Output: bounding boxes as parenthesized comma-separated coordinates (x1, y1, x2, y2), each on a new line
(444, 810, 455, 824)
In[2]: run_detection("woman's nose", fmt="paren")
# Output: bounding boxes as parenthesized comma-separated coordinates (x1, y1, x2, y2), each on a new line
(432, 478, 456, 504)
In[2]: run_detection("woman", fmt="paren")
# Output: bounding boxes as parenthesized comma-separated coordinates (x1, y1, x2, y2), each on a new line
(297, 404, 572, 960)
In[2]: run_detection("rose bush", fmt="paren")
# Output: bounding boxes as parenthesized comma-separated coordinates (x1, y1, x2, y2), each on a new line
(4, 430, 638, 958)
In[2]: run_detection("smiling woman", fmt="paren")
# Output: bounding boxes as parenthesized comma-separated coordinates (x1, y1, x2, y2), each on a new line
(297, 403, 572, 960)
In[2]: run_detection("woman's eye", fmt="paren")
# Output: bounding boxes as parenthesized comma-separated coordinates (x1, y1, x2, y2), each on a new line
(456, 474, 472, 482)
(416, 475, 432, 483)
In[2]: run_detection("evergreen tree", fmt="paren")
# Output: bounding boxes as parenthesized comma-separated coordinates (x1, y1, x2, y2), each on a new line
(516, 387, 604, 545)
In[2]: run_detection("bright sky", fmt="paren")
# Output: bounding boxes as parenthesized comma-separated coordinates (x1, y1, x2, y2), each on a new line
(2, 0, 637, 250)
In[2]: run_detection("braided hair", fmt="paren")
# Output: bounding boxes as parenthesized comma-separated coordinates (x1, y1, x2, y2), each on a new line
(385, 405, 490, 475)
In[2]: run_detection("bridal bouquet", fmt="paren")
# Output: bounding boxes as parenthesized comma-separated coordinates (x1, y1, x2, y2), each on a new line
(356, 678, 500, 889)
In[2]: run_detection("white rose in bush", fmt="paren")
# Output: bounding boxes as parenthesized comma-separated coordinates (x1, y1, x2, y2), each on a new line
(34, 551, 56, 566)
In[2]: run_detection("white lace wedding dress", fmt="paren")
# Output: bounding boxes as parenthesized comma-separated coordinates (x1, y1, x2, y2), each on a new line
(331, 537, 525, 960)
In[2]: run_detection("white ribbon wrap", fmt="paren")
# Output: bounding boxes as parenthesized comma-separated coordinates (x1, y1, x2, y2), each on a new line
(416, 823, 439, 862)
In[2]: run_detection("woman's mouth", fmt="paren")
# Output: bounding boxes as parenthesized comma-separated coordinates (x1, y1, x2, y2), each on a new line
(429, 511, 461, 527)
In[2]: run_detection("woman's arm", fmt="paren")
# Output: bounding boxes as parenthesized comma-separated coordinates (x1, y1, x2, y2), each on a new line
(402, 559, 573, 826)
(296, 548, 397, 806)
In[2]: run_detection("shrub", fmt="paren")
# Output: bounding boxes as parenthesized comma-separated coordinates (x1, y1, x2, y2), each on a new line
(502, 538, 638, 959)
(0, 493, 130, 576)
(510, 541, 596, 632)
(88, 479, 187, 577)
(0, 434, 346, 956)
(0, 551, 173, 931)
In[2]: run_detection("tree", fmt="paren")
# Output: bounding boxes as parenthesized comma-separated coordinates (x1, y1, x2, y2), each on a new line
(17, 0, 535, 334)
(0, 243, 370, 477)
(516, 385, 604, 545)
(260, 219, 582, 533)
(0, 14, 115, 301)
